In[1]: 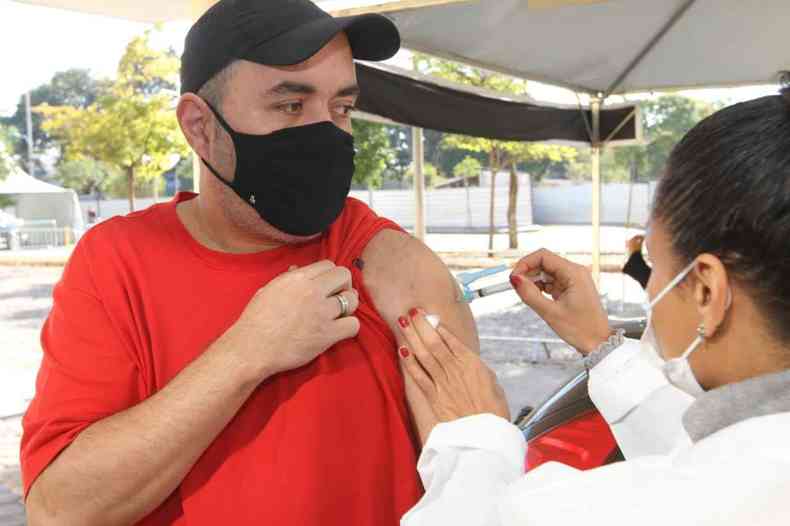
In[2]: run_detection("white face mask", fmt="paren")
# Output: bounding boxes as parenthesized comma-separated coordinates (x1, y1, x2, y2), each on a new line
(640, 260, 728, 397)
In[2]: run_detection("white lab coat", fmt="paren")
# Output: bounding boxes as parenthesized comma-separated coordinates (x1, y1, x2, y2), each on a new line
(402, 340, 790, 526)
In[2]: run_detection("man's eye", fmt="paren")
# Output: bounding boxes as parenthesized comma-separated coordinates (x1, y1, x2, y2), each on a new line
(336, 104, 356, 117)
(280, 102, 303, 114)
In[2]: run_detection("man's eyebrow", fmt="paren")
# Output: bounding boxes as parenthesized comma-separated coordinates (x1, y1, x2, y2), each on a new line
(266, 81, 317, 96)
(336, 84, 360, 98)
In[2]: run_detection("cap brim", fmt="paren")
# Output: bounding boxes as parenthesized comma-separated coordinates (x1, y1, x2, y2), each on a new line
(240, 13, 401, 67)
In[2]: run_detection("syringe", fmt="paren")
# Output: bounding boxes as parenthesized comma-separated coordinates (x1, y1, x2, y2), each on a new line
(459, 270, 553, 303)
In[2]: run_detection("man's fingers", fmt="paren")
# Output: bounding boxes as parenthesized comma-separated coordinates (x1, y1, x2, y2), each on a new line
(294, 260, 336, 279)
(399, 346, 435, 399)
(325, 289, 359, 319)
(316, 266, 353, 297)
(330, 316, 361, 342)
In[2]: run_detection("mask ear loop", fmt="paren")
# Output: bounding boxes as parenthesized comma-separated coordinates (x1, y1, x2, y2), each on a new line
(643, 259, 699, 312)
(679, 324, 706, 360)
(197, 98, 238, 189)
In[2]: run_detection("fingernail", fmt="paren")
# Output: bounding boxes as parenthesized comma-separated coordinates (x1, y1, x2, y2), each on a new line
(398, 316, 409, 328)
(510, 274, 523, 287)
(399, 347, 410, 358)
(409, 308, 419, 318)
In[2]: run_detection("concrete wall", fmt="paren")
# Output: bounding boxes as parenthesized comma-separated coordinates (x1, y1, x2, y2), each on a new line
(80, 181, 652, 232)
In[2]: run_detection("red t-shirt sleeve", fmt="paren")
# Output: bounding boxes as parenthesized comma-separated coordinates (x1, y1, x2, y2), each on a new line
(20, 230, 143, 497)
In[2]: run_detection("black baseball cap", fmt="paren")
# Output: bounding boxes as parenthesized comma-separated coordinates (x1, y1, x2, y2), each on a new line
(180, 0, 401, 94)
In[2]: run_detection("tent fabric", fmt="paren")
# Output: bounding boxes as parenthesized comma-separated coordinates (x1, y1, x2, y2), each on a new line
(0, 168, 70, 194)
(0, 166, 84, 230)
(389, 0, 790, 95)
(356, 63, 638, 143)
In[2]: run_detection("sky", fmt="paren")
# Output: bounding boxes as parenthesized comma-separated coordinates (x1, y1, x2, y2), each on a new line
(0, 0, 779, 118)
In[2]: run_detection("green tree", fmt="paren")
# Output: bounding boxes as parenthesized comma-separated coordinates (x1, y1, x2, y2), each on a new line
(453, 156, 482, 181)
(405, 162, 440, 188)
(55, 159, 118, 194)
(0, 125, 19, 209)
(352, 119, 394, 190)
(418, 53, 577, 250)
(1, 69, 108, 169)
(37, 30, 188, 212)
(613, 96, 716, 183)
(385, 125, 412, 186)
(0, 124, 19, 181)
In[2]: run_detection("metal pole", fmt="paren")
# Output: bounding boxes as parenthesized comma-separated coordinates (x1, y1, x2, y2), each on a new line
(25, 91, 34, 177)
(412, 126, 427, 241)
(591, 97, 602, 285)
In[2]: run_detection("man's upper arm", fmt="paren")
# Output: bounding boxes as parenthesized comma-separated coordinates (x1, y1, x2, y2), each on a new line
(21, 234, 141, 497)
(361, 229, 478, 351)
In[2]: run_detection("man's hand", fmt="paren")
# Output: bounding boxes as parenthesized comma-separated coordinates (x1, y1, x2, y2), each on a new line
(223, 260, 360, 381)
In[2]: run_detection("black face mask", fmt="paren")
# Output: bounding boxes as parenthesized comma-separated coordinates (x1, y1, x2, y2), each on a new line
(201, 103, 356, 237)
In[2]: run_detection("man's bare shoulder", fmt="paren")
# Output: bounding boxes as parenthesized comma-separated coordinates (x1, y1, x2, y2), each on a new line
(361, 229, 478, 348)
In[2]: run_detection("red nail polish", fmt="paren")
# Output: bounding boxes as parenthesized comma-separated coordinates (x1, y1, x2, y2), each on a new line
(399, 347, 410, 358)
(510, 274, 523, 287)
(398, 316, 409, 328)
(409, 308, 419, 318)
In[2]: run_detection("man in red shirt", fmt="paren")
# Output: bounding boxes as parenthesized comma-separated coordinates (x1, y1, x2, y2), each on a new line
(21, 1, 477, 525)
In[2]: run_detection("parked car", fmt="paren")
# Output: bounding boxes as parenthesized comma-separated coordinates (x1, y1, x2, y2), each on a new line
(516, 315, 646, 471)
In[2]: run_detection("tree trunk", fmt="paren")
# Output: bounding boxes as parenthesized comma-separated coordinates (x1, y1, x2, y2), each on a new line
(508, 161, 519, 249)
(488, 150, 499, 256)
(463, 169, 472, 229)
(127, 167, 136, 213)
(153, 176, 159, 204)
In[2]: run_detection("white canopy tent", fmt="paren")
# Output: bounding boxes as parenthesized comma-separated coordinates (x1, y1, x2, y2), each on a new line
(0, 165, 85, 231)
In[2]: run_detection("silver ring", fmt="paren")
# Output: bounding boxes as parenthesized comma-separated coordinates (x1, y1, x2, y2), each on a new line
(336, 294, 350, 318)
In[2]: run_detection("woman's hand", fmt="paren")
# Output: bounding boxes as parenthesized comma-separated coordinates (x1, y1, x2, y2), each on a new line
(510, 249, 611, 356)
(398, 309, 510, 423)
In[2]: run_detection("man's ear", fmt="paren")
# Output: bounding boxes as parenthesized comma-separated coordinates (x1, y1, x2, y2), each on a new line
(177, 94, 215, 162)
(692, 254, 731, 338)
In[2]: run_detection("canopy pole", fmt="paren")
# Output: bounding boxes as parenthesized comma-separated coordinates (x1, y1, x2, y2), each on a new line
(591, 96, 602, 286)
(190, 0, 218, 194)
(412, 126, 427, 241)
(25, 91, 34, 177)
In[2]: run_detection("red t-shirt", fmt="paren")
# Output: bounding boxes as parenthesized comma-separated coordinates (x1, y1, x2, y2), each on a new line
(21, 193, 423, 525)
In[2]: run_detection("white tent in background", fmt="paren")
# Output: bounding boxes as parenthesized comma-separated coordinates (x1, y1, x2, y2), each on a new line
(0, 165, 85, 232)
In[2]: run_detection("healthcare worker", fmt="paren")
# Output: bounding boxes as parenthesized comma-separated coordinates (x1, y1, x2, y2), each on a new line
(396, 79, 790, 526)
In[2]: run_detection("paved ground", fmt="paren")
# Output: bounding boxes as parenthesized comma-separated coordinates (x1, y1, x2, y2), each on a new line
(0, 260, 645, 525)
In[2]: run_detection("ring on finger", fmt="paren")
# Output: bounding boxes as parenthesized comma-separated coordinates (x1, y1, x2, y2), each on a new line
(336, 293, 350, 318)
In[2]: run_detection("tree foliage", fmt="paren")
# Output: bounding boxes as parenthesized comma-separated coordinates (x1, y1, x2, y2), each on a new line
(0, 124, 20, 181)
(453, 156, 482, 181)
(54, 159, 119, 195)
(36, 30, 188, 211)
(611, 95, 716, 182)
(0, 69, 108, 167)
(352, 119, 394, 189)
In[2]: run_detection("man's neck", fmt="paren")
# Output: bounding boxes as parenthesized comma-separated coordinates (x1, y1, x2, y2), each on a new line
(177, 194, 284, 254)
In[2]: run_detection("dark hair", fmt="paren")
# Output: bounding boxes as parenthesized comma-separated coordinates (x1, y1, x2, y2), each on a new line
(197, 60, 238, 110)
(653, 72, 790, 341)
